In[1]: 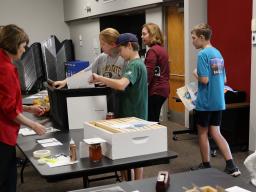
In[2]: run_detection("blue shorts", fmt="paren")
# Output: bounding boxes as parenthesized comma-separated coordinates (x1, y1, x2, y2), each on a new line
(195, 110, 222, 127)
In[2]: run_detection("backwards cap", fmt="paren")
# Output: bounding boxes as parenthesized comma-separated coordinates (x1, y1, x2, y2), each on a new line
(116, 33, 138, 45)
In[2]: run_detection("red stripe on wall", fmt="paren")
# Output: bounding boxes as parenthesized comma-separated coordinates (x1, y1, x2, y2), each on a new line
(208, 0, 252, 101)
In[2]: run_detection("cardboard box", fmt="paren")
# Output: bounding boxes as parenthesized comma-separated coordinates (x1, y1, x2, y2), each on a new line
(83, 117, 167, 160)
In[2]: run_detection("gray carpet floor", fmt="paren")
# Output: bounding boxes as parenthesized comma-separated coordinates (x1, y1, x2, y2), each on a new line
(16, 121, 253, 192)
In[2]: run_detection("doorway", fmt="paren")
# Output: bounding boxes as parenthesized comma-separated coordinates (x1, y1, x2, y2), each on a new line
(100, 12, 146, 56)
(166, 3, 185, 124)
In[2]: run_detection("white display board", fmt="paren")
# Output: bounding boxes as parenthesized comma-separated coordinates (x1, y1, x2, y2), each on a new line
(66, 95, 107, 129)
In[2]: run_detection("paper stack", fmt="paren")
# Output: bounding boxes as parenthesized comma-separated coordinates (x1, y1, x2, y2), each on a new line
(176, 82, 197, 111)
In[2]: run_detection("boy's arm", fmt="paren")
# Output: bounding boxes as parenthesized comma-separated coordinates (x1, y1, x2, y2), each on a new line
(193, 68, 208, 84)
(92, 73, 130, 91)
(196, 54, 209, 84)
(198, 76, 209, 84)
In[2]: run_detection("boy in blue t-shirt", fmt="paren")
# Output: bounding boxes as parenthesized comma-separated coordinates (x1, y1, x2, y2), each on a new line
(191, 23, 241, 177)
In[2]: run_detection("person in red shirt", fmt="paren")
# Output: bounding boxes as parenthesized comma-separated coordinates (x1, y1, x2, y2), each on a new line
(0, 24, 46, 192)
(141, 23, 170, 122)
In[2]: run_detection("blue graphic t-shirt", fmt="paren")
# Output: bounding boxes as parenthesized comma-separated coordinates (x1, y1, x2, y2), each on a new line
(196, 47, 226, 111)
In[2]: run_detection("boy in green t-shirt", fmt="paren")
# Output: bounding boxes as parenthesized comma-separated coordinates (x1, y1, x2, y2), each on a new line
(90, 33, 148, 180)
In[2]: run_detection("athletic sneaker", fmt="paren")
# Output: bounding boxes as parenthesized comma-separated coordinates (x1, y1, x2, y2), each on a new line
(224, 166, 241, 177)
(190, 163, 211, 171)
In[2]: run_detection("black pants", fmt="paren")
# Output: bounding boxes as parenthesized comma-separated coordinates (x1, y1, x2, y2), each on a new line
(148, 95, 167, 122)
(0, 141, 17, 192)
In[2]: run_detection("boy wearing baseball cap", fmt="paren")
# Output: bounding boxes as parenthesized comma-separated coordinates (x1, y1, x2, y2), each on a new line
(90, 33, 148, 180)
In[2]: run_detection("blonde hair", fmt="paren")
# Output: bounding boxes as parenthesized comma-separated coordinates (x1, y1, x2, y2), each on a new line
(142, 23, 164, 46)
(99, 28, 120, 45)
(191, 23, 212, 40)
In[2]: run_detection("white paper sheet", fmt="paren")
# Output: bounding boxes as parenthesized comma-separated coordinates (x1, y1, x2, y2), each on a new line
(225, 186, 251, 192)
(112, 121, 158, 130)
(19, 128, 37, 136)
(41, 141, 62, 147)
(37, 138, 58, 144)
(19, 127, 58, 136)
(90, 186, 126, 192)
(67, 68, 94, 89)
(36, 138, 63, 147)
(83, 137, 106, 145)
(44, 155, 78, 168)
(176, 83, 196, 111)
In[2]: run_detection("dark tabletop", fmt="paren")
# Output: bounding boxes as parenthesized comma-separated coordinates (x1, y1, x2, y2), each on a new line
(17, 129, 177, 182)
(70, 168, 255, 192)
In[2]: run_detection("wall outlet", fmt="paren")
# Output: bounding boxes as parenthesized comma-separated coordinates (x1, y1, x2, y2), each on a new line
(79, 40, 83, 47)
(79, 35, 83, 47)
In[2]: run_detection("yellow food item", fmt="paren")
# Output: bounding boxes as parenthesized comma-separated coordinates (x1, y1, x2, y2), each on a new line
(32, 97, 50, 114)
(200, 186, 218, 192)
(33, 98, 43, 105)
(184, 186, 218, 192)
(44, 96, 49, 103)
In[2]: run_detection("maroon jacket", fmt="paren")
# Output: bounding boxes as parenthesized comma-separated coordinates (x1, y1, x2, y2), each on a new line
(0, 49, 22, 146)
(144, 44, 170, 98)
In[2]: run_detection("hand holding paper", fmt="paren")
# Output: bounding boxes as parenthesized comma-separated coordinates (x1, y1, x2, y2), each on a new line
(176, 82, 197, 111)
(67, 68, 94, 89)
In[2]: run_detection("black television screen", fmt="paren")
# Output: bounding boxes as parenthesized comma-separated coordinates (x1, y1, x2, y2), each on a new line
(41, 36, 74, 81)
(14, 42, 45, 93)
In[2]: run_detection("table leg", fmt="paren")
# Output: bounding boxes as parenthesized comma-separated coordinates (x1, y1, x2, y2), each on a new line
(127, 169, 132, 181)
(83, 175, 89, 188)
(20, 157, 28, 183)
(115, 171, 121, 182)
